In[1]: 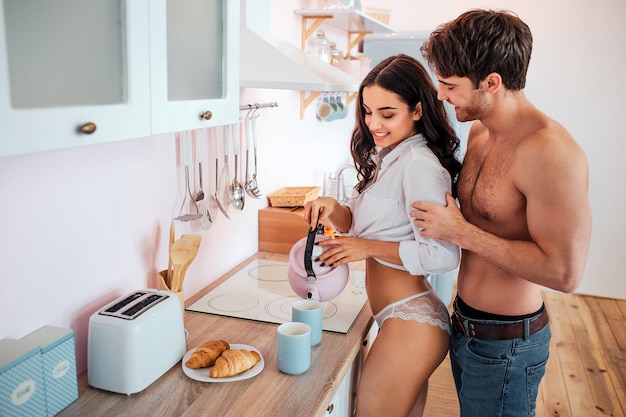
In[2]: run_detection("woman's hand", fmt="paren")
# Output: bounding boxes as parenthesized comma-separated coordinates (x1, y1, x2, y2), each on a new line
(315, 236, 370, 267)
(303, 197, 343, 231)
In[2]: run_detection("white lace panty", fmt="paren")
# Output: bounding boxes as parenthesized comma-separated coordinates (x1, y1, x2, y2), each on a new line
(373, 289, 451, 334)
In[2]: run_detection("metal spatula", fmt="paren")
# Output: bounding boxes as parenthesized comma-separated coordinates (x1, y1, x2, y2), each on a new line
(193, 130, 212, 230)
(175, 131, 202, 222)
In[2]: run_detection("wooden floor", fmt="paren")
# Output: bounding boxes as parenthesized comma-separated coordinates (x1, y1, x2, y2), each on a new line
(423, 292, 626, 417)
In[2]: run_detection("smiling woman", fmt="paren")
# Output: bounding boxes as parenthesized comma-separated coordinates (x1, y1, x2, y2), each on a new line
(302, 54, 462, 417)
(362, 86, 423, 148)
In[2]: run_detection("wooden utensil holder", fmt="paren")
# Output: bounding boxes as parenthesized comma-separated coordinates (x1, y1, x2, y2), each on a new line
(157, 270, 185, 319)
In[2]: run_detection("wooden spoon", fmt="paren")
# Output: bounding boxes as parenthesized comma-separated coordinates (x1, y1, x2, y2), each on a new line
(180, 234, 201, 253)
(170, 238, 195, 292)
(180, 234, 201, 281)
(166, 220, 176, 287)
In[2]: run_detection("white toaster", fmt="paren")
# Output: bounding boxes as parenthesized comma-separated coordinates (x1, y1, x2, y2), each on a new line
(87, 289, 186, 395)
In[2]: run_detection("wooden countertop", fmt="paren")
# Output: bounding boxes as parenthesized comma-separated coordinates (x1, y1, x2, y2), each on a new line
(58, 252, 372, 417)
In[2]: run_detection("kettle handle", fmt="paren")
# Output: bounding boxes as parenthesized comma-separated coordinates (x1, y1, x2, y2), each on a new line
(304, 224, 324, 280)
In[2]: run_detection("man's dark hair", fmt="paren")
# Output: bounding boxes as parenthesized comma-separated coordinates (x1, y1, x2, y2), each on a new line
(421, 9, 533, 90)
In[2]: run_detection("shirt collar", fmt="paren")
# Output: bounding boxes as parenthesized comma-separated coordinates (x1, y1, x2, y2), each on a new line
(378, 133, 426, 167)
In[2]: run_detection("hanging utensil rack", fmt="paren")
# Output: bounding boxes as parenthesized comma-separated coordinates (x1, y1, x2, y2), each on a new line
(239, 102, 279, 111)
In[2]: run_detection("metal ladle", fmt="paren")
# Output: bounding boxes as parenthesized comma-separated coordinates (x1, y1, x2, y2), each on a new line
(229, 122, 245, 211)
(245, 111, 262, 198)
(243, 108, 254, 198)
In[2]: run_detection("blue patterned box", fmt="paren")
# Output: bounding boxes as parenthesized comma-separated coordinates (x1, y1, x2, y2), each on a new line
(0, 338, 47, 417)
(21, 326, 78, 417)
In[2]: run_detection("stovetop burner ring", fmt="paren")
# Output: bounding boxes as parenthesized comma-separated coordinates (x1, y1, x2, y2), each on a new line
(247, 263, 289, 282)
(206, 293, 260, 313)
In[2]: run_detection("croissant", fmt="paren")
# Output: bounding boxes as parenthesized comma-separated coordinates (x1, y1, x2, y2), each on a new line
(185, 340, 230, 369)
(209, 349, 261, 378)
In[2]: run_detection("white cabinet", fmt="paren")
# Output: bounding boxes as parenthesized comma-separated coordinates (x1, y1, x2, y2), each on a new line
(0, 0, 152, 158)
(149, 0, 240, 134)
(0, 0, 239, 157)
(325, 361, 355, 417)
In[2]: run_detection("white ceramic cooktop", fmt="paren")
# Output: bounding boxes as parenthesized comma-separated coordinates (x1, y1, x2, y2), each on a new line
(187, 259, 367, 333)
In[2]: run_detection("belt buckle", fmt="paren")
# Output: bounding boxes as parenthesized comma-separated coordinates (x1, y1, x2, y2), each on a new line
(452, 312, 467, 337)
(452, 312, 476, 338)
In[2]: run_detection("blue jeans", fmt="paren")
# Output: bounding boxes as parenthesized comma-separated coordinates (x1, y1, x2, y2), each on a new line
(450, 304, 551, 417)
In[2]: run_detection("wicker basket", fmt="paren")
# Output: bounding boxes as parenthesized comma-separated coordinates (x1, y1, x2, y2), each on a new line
(364, 7, 391, 25)
(267, 187, 320, 207)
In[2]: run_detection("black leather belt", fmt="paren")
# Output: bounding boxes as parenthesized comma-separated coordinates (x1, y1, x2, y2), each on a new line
(451, 308, 549, 340)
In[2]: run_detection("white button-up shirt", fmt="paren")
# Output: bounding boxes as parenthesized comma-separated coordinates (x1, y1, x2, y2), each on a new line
(345, 134, 460, 276)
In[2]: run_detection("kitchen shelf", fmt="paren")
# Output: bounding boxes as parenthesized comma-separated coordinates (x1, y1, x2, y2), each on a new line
(294, 8, 395, 119)
(295, 8, 395, 51)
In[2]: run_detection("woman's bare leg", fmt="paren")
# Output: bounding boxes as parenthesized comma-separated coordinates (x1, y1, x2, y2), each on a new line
(407, 383, 427, 417)
(354, 319, 449, 417)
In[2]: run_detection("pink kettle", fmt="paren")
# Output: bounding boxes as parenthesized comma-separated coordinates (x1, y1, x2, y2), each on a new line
(287, 224, 350, 302)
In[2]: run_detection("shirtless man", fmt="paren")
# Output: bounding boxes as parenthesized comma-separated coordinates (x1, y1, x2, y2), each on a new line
(410, 10, 592, 417)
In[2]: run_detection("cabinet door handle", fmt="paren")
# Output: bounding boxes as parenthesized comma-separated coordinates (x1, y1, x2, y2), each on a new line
(326, 403, 334, 414)
(77, 122, 97, 135)
(200, 111, 213, 120)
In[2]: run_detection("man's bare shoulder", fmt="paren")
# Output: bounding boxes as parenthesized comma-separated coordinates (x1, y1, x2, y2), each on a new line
(518, 116, 586, 166)
(513, 115, 589, 196)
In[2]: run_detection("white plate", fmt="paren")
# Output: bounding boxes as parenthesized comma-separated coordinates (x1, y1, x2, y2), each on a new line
(181, 343, 264, 382)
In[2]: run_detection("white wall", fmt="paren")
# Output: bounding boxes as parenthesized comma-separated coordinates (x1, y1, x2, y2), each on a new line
(1, 0, 624, 373)
(359, 0, 626, 300)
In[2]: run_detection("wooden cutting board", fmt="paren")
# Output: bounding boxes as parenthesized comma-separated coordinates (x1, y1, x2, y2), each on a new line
(258, 207, 309, 254)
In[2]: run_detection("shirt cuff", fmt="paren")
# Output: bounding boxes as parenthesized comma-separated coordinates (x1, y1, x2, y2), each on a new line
(398, 240, 460, 276)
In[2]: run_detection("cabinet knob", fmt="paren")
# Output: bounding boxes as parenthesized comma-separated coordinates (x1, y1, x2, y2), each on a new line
(77, 122, 97, 135)
(326, 403, 334, 414)
(200, 111, 213, 120)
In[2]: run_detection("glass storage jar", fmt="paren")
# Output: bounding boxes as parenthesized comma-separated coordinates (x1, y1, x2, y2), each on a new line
(329, 42, 344, 65)
(306, 30, 331, 64)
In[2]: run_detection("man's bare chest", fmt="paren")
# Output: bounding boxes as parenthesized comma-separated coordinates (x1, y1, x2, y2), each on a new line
(457, 144, 525, 226)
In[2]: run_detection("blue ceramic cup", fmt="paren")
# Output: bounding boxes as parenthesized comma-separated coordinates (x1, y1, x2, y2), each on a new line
(292, 300, 323, 346)
(277, 322, 311, 375)
(333, 96, 349, 119)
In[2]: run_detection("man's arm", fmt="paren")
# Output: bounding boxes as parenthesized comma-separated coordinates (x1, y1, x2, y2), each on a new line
(412, 130, 591, 292)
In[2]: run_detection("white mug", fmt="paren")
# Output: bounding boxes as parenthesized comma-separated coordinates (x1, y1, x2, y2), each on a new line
(316, 97, 337, 121)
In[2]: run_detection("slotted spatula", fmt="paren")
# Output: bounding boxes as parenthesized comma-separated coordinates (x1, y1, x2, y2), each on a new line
(193, 130, 212, 230)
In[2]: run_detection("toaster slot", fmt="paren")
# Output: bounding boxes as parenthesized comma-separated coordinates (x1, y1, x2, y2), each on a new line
(98, 291, 168, 320)
(104, 291, 146, 313)
(121, 294, 165, 318)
